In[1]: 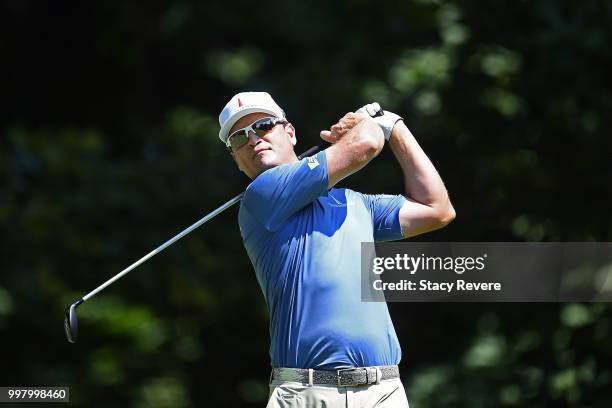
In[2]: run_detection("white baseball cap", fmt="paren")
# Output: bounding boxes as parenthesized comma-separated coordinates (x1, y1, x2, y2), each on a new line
(218, 91, 286, 144)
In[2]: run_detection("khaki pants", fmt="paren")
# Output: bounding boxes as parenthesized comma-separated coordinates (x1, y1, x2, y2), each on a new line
(266, 378, 409, 408)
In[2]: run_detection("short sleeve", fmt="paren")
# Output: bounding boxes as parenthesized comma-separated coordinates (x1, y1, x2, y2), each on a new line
(241, 150, 329, 231)
(358, 193, 406, 242)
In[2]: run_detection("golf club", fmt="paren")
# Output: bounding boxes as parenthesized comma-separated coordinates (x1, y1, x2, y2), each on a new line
(64, 142, 330, 343)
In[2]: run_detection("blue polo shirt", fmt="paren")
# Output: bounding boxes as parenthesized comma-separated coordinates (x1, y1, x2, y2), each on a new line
(238, 151, 406, 370)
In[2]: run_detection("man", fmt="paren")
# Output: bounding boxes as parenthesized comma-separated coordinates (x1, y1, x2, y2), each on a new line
(218, 92, 455, 407)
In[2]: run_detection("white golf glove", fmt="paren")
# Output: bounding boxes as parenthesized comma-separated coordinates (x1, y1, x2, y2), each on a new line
(356, 102, 403, 141)
(356, 102, 383, 118)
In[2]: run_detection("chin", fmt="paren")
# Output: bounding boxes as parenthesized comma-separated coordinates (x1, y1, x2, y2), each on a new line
(246, 154, 277, 179)
(257, 151, 280, 168)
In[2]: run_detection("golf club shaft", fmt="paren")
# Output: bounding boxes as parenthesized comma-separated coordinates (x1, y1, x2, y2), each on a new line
(81, 141, 330, 302)
(82, 193, 241, 301)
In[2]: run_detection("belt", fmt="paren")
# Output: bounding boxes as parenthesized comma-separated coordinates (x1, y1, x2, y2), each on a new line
(271, 365, 400, 387)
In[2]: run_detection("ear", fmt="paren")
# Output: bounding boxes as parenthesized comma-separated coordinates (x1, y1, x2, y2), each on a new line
(285, 123, 297, 146)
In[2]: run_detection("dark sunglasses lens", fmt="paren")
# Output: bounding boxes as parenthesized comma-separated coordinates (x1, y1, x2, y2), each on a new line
(229, 131, 249, 150)
(228, 118, 283, 150)
(253, 118, 278, 136)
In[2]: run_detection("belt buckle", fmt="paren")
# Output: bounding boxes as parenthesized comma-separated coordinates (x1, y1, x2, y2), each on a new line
(366, 367, 379, 384)
(337, 368, 369, 387)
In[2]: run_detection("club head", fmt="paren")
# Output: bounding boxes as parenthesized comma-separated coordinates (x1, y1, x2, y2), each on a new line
(64, 299, 83, 343)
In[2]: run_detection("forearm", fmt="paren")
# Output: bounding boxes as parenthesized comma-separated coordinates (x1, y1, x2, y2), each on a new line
(334, 118, 385, 160)
(325, 117, 384, 187)
(389, 122, 454, 215)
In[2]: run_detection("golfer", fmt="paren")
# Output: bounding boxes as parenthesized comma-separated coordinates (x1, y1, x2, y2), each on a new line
(218, 92, 455, 407)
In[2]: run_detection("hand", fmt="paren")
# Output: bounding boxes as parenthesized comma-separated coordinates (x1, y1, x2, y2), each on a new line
(320, 112, 369, 144)
(357, 102, 403, 141)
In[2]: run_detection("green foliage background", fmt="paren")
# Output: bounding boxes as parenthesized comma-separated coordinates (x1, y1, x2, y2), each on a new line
(2, 0, 611, 406)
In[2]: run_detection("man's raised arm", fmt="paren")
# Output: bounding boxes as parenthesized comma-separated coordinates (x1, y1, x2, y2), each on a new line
(353, 103, 455, 238)
(387, 120, 455, 238)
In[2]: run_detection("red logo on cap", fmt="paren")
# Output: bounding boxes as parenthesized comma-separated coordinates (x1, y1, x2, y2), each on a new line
(237, 97, 243, 107)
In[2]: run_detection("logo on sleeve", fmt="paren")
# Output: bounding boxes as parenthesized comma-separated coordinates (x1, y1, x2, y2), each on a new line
(307, 156, 319, 170)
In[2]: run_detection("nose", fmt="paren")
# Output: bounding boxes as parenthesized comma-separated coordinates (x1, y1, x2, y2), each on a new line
(247, 131, 263, 147)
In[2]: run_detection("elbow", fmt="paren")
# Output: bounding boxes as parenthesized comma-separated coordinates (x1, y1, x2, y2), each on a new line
(435, 203, 456, 227)
(421, 206, 455, 235)
(399, 201, 455, 238)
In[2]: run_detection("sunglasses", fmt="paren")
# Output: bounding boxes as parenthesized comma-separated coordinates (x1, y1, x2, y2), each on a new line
(226, 117, 288, 152)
